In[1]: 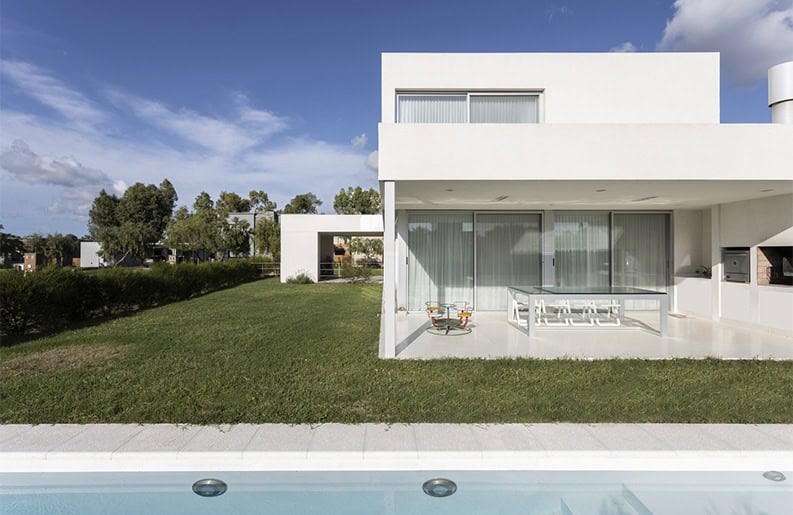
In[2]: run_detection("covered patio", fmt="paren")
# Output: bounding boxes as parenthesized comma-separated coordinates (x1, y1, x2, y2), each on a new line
(394, 311, 793, 360)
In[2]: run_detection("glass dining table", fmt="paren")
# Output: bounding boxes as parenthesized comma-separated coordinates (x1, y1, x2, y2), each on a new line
(507, 286, 669, 337)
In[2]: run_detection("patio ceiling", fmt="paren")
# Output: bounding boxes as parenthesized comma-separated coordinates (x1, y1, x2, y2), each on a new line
(394, 179, 793, 210)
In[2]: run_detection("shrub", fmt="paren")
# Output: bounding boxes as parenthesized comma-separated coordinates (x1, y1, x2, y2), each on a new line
(0, 260, 261, 340)
(286, 272, 314, 284)
(339, 265, 371, 284)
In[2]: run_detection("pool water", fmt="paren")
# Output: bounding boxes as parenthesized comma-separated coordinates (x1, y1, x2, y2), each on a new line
(1, 470, 791, 514)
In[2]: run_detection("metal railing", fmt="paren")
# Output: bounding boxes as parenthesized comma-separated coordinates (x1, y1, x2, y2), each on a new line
(254, 262, 281, 277)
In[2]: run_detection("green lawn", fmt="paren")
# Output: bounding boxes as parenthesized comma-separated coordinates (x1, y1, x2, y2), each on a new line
(1, 278, 792, 424)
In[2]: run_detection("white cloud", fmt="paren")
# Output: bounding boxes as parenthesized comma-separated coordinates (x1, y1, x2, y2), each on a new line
(47, 188, 97, 219)
(113, 180, 129, 195)
(351, 133, 367, 150)
(0, 60, 106, 128)
(610, 41, 637, 53)
(0, 139, 110, 187)
(106, 89, 288, 155)
(366, 150, 378, 171)
(547, 4, 573, 23)
(657, 0, 793, 86)
(0, 60, 376, 232)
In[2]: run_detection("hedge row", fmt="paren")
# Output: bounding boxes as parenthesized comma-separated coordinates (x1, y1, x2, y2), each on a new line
(0, 260, 260, 339)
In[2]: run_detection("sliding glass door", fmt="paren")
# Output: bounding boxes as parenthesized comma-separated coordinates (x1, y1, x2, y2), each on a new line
(407, 213, 474, 311)
(613, 213, 669, 308)
(554, 213, 611, 288)
(405, 210, 669, 312)
(475, 213, 542, 310)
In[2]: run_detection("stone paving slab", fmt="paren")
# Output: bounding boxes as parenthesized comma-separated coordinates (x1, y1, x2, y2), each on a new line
(1, 424, 791, 473)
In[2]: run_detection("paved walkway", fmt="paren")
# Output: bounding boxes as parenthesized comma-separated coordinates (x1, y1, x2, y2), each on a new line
(1, 423, 791, 472)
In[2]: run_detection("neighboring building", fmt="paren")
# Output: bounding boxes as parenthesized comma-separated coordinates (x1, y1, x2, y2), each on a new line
(377, 53, 793, 358)
(79, 241, 147, 268)
(80, 241, 110, 268)
(22, 252, 45, 272)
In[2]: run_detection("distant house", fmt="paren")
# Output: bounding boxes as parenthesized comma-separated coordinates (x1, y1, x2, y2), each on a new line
(22, 253, 45, 272)
(79, 241, 147, 268)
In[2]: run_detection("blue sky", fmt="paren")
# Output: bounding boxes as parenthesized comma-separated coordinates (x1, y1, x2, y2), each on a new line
(1, 0, 791, 236)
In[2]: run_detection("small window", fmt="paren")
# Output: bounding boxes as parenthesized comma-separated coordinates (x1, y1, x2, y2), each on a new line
(397, 94, 467, 123)
(470, 95, 539, 123)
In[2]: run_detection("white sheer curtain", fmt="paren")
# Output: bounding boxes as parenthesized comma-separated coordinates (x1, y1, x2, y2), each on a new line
(613, 213, 669, 308)
(397, 95, 467, 123)
(470, 95, 538, 123)
(476, 213, 542, 310)
(408, 213, 474, 311)
(554, 213, 610, 287)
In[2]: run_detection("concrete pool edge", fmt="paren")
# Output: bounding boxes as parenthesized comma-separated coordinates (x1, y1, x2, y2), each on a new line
(1, 423, 791, 473)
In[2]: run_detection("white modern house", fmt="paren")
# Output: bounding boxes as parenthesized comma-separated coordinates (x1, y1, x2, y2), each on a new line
(377, 53, 793, 358)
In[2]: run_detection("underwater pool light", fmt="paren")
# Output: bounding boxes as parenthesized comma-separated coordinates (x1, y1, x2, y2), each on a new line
(192, 478, 228, 497)
(762, 471, 786, 482)
(423, 478, 457, 497)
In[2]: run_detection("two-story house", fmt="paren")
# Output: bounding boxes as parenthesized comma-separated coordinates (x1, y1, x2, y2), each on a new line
(377, 53, 793, 358)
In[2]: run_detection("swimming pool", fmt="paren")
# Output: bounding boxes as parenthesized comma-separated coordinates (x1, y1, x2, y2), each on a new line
(2, 470, 792, 514)
(1, 423, 791, 514)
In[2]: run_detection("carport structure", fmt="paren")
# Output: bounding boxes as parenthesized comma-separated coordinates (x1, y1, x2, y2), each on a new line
(279, 214, 384, 282)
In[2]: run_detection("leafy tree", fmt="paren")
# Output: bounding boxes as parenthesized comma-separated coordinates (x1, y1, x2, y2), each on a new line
(333, 186, 381, 214)
(283, 192, 322, 214)
(44, 233, 79, 265)
(253, 218, 280, 260)
(166, 192, 254, 261)
(23, 233, 47, 255)
(0, 225, 25, 263)
(249, 190, 277, 212)
(348, 237, 384, 265)
(216, 191, 251, 214)
(222, 217, 251, 256)
(88, 180, 177, 266)
(193, 191, 214, 212)
(88, 190, 119, 234)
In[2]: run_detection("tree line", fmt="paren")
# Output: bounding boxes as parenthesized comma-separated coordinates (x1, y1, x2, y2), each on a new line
(0, 181, 382, 268)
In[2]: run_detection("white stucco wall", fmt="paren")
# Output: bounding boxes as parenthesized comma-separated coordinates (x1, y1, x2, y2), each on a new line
(672, 195, 793, 333)
(719, 194, 793, 247)
(280, 215, 384, 283)
(79, 241, 104, 268)
(382, 53, 719, 124)
(379, 123, 793, 182)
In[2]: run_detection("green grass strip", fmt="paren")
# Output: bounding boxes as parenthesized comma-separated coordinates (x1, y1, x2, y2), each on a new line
(1, 279, 791, 424)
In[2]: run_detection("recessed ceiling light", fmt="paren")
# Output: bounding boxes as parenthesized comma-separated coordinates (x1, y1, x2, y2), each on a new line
(193, 479, 228, 497)
(494, 195, 509, 202)
(763, 471, 786, 482)
(632, 195, 659, 202)
(423, 478, 457, 497)
(760, 189, 774, 192)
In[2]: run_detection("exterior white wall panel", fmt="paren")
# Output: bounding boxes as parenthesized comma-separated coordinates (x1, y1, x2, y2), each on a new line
(382, 53, 719, 124)
(379, 124, 793, 181)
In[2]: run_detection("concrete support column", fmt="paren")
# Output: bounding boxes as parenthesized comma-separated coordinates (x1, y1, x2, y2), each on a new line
(710, 204, 722, 321)
(381, 181, 397, 358)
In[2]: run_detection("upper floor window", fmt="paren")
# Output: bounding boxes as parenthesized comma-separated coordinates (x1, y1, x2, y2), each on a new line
(396, 93, 540, 123)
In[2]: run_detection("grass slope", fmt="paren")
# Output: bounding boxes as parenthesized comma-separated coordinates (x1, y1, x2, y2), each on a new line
(1, 279, 791, 424)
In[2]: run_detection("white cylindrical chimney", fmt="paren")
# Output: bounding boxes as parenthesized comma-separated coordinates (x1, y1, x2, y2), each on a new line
(768, 61, 793, 124)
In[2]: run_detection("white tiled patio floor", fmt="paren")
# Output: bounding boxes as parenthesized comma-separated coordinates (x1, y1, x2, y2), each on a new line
(395, 311, 793, 359)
